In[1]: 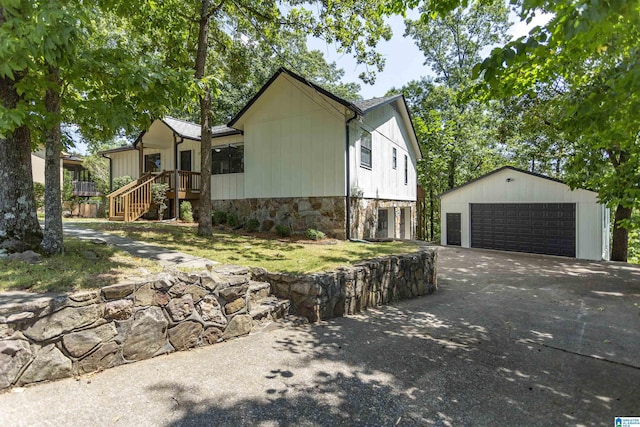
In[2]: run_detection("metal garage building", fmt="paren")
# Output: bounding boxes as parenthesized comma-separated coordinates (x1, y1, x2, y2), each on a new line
(440, 166, 610, 261)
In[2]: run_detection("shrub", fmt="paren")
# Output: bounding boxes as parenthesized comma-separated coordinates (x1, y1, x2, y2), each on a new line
(113, 175, 134, 191)
(151, 183, 169, 219)
(246, 219, 260, 232)
(305, 228, 326, 241)
(33, 182, 45, 210)
(227, 214, 238, 227)
(180, 201, 194, 223)
(275, 224, 291, 237)
(213, 210, 227, 225)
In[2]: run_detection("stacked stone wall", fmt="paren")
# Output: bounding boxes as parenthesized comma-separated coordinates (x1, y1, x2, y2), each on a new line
(0, 266, 286, 390)
(253, 248, 437, 322)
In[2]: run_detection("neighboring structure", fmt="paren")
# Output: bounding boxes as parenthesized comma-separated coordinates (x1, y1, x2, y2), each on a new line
(61, 153, 101, 197)
(440, 166, 610, 261)
(31, 151, 99, 197)
(31, 149, 62, 185)
(102, 68, 422, 240)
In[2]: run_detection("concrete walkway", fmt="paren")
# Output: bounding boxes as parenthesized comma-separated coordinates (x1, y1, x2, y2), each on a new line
(62, 223, 216, 269)
(1, 246, 639, 426)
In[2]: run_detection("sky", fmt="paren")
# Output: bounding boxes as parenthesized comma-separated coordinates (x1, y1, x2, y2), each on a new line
(307, 9, 551, 99)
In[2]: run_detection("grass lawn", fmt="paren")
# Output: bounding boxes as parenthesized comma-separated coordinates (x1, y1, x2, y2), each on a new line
(73, 219, 421, 274)
(0, 237, 161, 293)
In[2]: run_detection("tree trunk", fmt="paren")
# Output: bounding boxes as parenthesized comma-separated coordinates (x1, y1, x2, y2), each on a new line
(611, 204, 632, 262)
(196, 0, 213, 237)
(0, 28, 42, 251)
(429, 185, 434, 241)
(41, 66, 64, 255)
(447, 155, 456, 189)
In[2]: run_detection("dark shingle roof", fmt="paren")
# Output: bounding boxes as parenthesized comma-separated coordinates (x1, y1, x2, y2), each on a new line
(354, 95, 403, 114)
(162, 116, 240, 141)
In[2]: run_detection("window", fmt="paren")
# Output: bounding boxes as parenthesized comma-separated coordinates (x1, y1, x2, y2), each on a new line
(144, 153, 161, 172)
(360, 129, 372, 169)
(212, 144, 244, 175)
(404, 155, 408, 185)
(392, 147, 397, 169)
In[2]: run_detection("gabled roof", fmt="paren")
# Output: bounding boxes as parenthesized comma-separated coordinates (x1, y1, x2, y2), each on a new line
(438, 166, 592, 197)
(228, 67, 364, 127)
(354, 94, 403, 114)
(157, 116, 241, 143)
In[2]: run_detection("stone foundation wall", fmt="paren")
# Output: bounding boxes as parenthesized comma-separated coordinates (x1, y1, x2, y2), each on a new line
(0, 266, 286, 390)
(253, 248, 437, 322)
(212, 197, 347, 238)
(210, 196, 417, 240)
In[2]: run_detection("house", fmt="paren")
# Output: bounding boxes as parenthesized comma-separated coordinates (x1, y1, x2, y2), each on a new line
(31, 150, 99, 197)
(101, 68, 422, 240)
(439, 166, 610, 260)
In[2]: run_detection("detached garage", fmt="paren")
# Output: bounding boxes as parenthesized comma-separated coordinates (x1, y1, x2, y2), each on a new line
(440, 166, 610, 261)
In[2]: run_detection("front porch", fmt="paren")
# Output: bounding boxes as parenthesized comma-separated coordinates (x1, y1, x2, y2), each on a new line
(108, 170, 201, 222)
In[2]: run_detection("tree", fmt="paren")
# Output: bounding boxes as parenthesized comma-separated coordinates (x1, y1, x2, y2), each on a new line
(390, 0, 509, 240)
(0, 4, 43, 252)
(476, 0, 640, 261)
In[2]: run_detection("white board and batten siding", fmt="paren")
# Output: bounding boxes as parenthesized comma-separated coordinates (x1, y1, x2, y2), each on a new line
(238, 75, 347, 199)
(349, 103, 417, 201)
(440, 168, 609, 261)
(177, 135, 245, 200)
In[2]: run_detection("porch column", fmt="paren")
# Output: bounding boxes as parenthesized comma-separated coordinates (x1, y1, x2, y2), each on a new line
(174, 134, 183, 219)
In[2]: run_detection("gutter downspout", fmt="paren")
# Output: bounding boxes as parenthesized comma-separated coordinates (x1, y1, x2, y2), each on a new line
(345, 112, 358, 240)
(173, 134, 184, 219)
(101, 153, 113, 192)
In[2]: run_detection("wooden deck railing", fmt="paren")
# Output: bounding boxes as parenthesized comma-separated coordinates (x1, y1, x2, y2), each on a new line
(156, 170, 201, 194)
(108, 170, 201, 221)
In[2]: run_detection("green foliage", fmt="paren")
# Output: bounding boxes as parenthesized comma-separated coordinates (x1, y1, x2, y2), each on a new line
(305, 228, 326, 241)
(81, 154, 110, 195)
(275, 224, 291, 238)
(62, 170, 75, 202)
(179, 201, 193, 223)
(227, 214, 238, 228)
(112, 176, 133, 191)
(213, 211, 227, 225)
(150, 183, 169, 219)
(33, 182, 45, 210)
(245, 219, 260, 232)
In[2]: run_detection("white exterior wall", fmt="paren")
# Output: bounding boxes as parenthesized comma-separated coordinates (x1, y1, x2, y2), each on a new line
(31, 149, 63, 185)
(109, 150, 139, 180)
(349, 104, 417, 202)
(241, 76, 346, 198)
(440, 168, 609, 261)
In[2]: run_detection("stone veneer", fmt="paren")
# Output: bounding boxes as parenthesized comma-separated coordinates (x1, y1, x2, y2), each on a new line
(211, 196, 417, 240)
(253, 248, 437, 322)
(0, 265, 287, 391)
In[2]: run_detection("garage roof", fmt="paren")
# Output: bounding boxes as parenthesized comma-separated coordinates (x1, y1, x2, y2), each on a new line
(439, 166, 591, 198)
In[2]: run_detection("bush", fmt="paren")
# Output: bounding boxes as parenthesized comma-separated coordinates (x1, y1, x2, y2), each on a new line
(113, 176, 134, 191)
(275, 224, 291, 237)
(151, 183, 169, 219)
(246, 218, 260, 232)
(33, 182, 45, 210)
(227, 214, 238, 227)
(180, 201, 194, 223)
(305, 228, 326, 241)
(213, 210, 227, 225)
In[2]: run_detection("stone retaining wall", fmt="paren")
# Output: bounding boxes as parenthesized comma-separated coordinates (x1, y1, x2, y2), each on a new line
(0, 266, 286, 391)
(253, 248, 437, 322)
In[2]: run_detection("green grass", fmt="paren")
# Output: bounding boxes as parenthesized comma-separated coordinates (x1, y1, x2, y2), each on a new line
(0, 237, 161, 293)
(74, 219, 421, 274)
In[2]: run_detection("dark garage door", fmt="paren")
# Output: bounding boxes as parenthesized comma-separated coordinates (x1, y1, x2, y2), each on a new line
(471, 203, 576, 257)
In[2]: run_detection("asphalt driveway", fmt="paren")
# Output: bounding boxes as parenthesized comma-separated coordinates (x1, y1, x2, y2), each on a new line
(1, 246, 639, 426)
